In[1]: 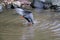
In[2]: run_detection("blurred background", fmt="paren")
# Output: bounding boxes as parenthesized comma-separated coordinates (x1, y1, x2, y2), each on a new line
(0, 0, 60, 40)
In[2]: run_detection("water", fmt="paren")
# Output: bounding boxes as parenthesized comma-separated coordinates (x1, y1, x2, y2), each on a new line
(0, 9, 60, 40)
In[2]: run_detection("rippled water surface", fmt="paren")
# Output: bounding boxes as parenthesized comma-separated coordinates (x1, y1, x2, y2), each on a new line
(0, 9, 60, 40)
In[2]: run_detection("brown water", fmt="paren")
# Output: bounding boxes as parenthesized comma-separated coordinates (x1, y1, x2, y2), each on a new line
(0, 9, 60, 40)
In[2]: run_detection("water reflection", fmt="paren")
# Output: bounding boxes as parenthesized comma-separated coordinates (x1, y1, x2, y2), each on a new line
(0, 9, 60, 40)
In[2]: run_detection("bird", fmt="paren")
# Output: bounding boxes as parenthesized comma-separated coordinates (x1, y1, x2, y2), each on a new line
(12, 1, 34, 25)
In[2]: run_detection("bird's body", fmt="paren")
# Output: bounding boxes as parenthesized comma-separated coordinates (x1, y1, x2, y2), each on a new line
(15, 7, 34, 24)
